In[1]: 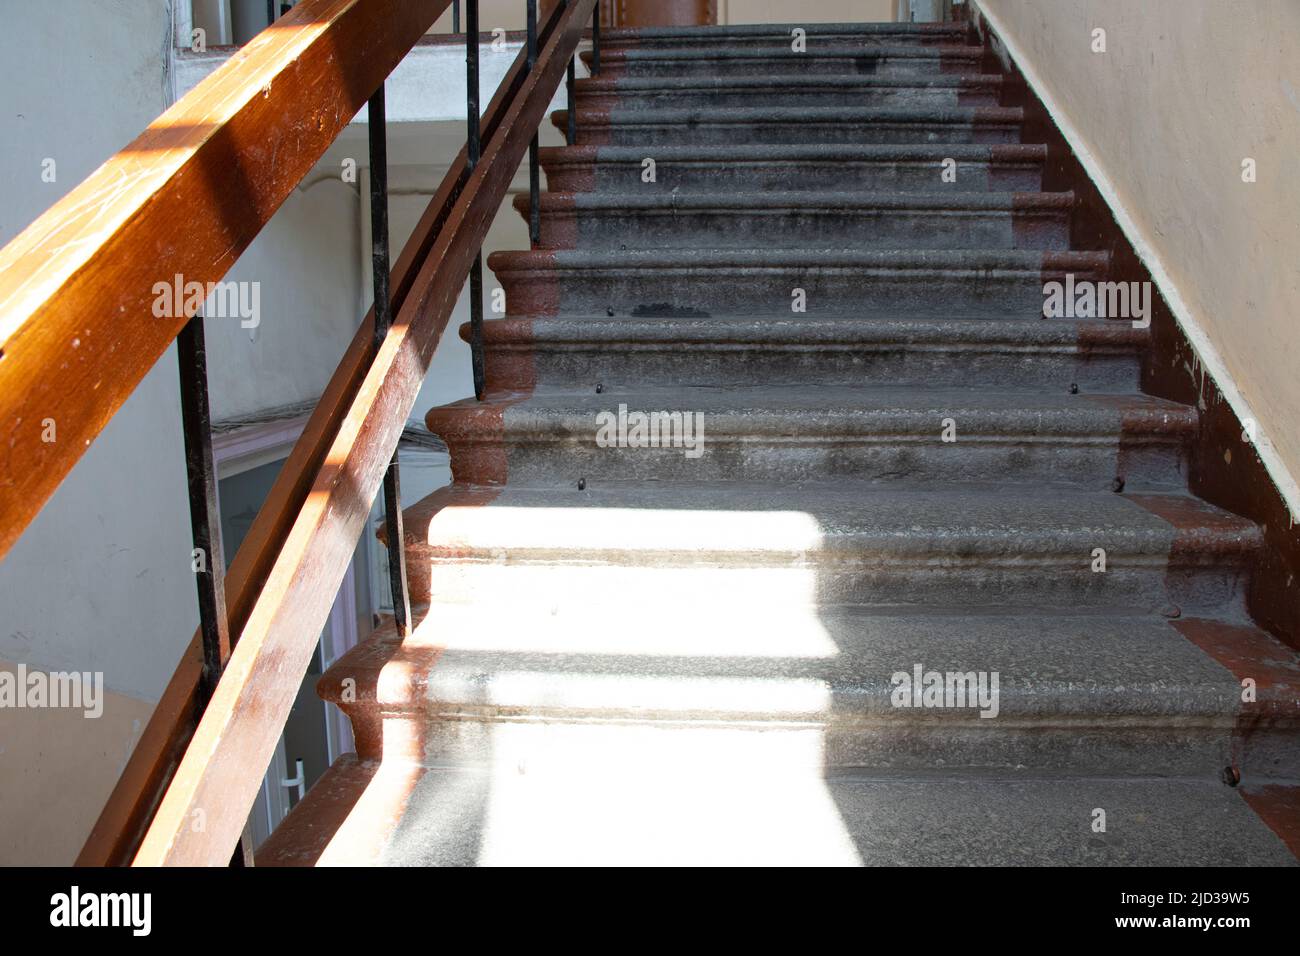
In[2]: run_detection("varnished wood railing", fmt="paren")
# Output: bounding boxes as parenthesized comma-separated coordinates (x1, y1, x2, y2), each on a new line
(0, 0, 596, 865)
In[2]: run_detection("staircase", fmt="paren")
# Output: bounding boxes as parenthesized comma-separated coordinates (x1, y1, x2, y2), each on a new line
(262, 21, 1300, 866)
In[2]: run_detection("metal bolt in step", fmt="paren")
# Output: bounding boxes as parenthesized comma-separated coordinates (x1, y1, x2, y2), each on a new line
(577, 477, 586, 491)
(1221, 766, 1241, 788)
(1111, 476, 1125, 493)
(606, 306, 615, 316)
(1069, 383, 1079, 394)
(595, 383, 603, 394)
(1161, 605, 1182, 619)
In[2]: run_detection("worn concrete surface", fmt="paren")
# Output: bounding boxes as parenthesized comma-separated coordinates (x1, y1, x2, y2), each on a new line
(265, 21, 1300, 867)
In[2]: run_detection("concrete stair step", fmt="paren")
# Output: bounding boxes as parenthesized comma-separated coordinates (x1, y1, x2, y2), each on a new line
(540, 144, 1047, 193)
(316, 606, 1300, 779)
(575, 73, 1007, 108)
(258, 757, 1300, 866)
(253, 15, 1300, 870)
(596, 21, 972, 50)
(554, 104, 1023, 146)
(519, 190, 1073, 251)
(473, 315, 1144, 392)
(426, 386, 1193, 489)
(487, 247, 1110, 319)
(581, 44, 987, 78)
(398, 482, 1260, 614)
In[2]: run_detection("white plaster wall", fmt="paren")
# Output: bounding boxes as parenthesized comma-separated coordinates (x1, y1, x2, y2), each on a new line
(978, 0, 1300, 514)
(0, 1, 365, 697)
(0, 0, 364, 862)
(204, 178, 363, 421)
(0, 1, 188, 699)
(0, 0, 191, 865)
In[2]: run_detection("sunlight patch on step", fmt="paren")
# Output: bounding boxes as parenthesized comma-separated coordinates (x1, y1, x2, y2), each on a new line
(426, 670, 834, 717)
(474, 767, 863, 866)
(427, 504, 827, 552)
(427, 563, 825, 610)
(466, 723, 861, 866)
(408, 601, 841, 658)
(422, 504, 833, 610)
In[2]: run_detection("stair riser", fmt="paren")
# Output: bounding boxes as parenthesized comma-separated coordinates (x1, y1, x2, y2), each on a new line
(543, 158, 1045, 193)
(493, 263, 1108, 319)
(578, 87, 1001, 109)
(407, 560, 1252, 617)
(567, 118, 1021, 147)
(482, 342, 1141, 392)
(587, 53, 986, 78)
(529, 207, 1071, 252)
(351, 711, 1239, 777)
(443, 436, 1187, 490)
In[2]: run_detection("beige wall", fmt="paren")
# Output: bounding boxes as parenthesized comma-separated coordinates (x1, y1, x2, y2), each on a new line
(0, 660, 155, 865)
(428, 0, 535, 32)
(977, 0, 1300, 510)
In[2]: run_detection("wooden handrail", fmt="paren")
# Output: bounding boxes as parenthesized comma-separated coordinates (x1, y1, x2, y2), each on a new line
(0, 0, 444, 563)
(124, 0, 596, 866)
(77, 0, 569, 867)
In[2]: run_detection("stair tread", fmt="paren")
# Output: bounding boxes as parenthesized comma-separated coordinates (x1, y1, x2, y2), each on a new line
(477, 313, 1142, 342)
(324, 607, 1298, 722)
(540, 143, 1046, 162)
(589, 43, 986, 60)
(579, 73, 1004, 92)
(556, 104, 1023, 123)
(432, 385, 1192, 429)
(525, 190, 1073, 210)
(490, 247, 1106, 267)
(598, 22, 971, 42)
(537, 144, 1049, 193)
(261, 756, 1300, 866)
(404, 482, 1258, 557)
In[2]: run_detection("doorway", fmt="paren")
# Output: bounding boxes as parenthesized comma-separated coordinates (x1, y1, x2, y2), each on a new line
(599, 0, 716, 28)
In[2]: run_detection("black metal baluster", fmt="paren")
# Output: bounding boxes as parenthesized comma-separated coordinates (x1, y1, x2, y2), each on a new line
(368, 83, 413, 638)
(380, 457, 411, 638)
(177, 315, 229, 700)
(592, 2, 600, 75)
(467, 0, 486, 400)
(566, 55, 577, 145)
(453, 0, 461, 34)
(266, 1, 276, 27)
(527, 0, 541, 246)
(177, 311, 253, 867)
